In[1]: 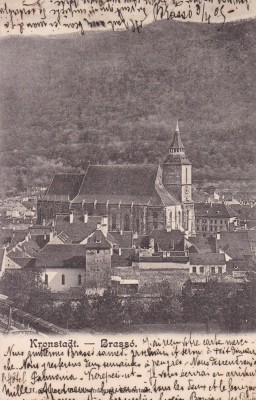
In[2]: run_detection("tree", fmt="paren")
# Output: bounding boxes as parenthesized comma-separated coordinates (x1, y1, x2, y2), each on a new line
(0, 268, 53, 318)
(90, 290, 125, 331)
(145, 282, 183, 324)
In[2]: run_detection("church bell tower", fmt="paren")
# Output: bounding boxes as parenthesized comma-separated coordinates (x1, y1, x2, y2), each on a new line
(162, 122, 195, 234)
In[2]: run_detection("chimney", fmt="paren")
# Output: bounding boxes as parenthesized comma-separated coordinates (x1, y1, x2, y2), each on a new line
(84, 211, 88, 224)
(96, 222, 101, 230)
(120, 230, 123, 236)
(133, 232, 138, 240)
(42, 219, 46, 226)
(101, 215, 108, 237)
(118, 248, 122, 256)
(25, 234, 29, 242)
(69, 211, 74, 224)
(216, 232, 220, 240)
(44, 231, 47, 240)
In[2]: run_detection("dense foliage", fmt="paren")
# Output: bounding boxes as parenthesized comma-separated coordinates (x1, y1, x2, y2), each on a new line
(0, 20, 256, 196)
(1, 269, 255, 332)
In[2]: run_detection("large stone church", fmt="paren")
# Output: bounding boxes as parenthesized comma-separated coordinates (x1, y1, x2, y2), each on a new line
(37, 124, 195, 235)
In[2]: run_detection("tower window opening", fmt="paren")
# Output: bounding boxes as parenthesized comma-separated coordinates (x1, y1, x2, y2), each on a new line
(112, 213, 117, 230)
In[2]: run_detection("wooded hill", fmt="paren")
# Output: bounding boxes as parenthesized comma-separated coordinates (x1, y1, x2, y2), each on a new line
(0, 19, 255, 196)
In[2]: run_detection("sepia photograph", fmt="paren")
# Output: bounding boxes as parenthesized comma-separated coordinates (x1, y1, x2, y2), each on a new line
(0, 1, 255, 339)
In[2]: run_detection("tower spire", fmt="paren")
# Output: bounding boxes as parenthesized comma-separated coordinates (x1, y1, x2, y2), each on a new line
(175, 119, 179, 133)
(169, 122, 185, 154)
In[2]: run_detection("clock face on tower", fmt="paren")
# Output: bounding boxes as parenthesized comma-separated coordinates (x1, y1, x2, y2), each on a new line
(184, 185, 191, 201)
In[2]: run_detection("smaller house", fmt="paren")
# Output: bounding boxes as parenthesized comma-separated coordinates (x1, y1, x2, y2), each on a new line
(189, 253, 226, 276)
(36, 228, 112, 293)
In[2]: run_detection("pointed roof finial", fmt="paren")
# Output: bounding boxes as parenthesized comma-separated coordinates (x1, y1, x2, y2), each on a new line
(175, 119, 180, 132)
(169, 120, 185, 152)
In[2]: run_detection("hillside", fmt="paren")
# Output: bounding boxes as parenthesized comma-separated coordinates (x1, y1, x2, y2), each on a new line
(0, 19, 255, 196)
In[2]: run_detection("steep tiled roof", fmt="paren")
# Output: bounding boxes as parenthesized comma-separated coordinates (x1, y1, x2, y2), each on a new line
(150, 229, 184, 251)
(72, 165, 177, 206)
(18, 239, 41, 257)
(195, 203, 238, 218)
(163, 153, 191, 165)
(217, 231, 252, 259)
(36, 244, 87, 268)
(84, 230, 111, 249)
(187, 236, 216, 253)
(189, 253, 226, 265)
(11, 257, 36, 268)
(108, 231, 133, 248)
(46, 174, 85, 200)
(221, 243, 243, 260)
(55, 214, 102, 243)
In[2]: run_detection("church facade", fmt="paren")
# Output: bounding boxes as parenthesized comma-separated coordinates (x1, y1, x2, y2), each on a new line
(37, 124, 195, 235)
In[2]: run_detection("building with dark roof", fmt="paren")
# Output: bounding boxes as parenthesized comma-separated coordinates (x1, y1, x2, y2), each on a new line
(216, 231, 254, 261)
(189, 253, 226, 276)
(36, 239, 112, 292)
(37, 124, 195, 236)
(194, 203, 238, 236)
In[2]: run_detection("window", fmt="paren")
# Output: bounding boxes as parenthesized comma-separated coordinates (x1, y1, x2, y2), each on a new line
(211, 267, 215, 274)
(61, 274, 65, 285)
(78, 274, 82, 285)
(186, 168, 188, 183)
(45, 274, 48, 285)
(210, 219, 213, 224)
(215, 220, 217, 224)
(153, 220, 158, 229)
(97, 249, 100, 254)
(192, 267, 197, 273)
(200, 266, 204, 274)
(153, 212, 158, 219)
(218, 267, 222, 274)
(136, 219, 140, 233)
(112, 213, 117, 230)
(124, 214, 130, 231)
(178, 211, 181, 226)
(220, 220, 223, 224)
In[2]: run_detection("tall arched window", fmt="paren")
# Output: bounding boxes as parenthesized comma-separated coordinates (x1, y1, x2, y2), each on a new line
(49, 208, 53, 219)
(112, 213, 117, 230)
(78, 274, 82, 286)
(45, 274, 48, 285)
(178, 211, 181, 227)
(124, 214, 130, 231)
(61, 274, 65, 285)
(136, 219, 140, 233)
